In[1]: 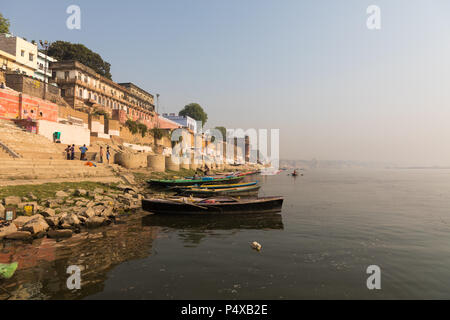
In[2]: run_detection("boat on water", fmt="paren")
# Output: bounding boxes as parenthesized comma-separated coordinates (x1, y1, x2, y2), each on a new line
(236, 170, 260, 176)
(147, 175, 244, 187)
(178, 184, 261, 197)
(176, 181, 258, 190)
(142, 196, 284, 215)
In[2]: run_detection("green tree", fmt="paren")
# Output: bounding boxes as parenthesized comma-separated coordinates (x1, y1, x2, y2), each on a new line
(214, 126, 227, 141)
(47, 41, 112, 79)
(179, 103, 208, 126)
(0, 13, 10, 34)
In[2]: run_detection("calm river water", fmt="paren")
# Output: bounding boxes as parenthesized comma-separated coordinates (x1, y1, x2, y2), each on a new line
(1, 168, 450, 299)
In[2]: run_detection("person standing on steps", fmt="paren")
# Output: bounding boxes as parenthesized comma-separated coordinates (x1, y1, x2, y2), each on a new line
(106, 146, 111, 164)
(65, 145, 71, 160)
(79, 144, 88, 161)
(99, 146, 104, 163)
(70, 144, 75, 160)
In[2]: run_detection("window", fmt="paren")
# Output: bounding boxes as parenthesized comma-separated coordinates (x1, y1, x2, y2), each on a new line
(79, 89, 83, 97)
(64, 71, 69, 80)
(21, 50, 25, 57)
(29, 53, 34, 62)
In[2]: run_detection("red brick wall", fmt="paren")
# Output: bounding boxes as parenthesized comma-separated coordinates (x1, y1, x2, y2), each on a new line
(0, 88, 58, 122)
(0, 89, 20, 119)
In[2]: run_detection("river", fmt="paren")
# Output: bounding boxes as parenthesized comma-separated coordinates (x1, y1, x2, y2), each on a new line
(1, 168, 450, 299)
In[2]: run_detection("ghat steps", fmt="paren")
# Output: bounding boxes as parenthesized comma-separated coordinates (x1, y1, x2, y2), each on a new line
(0, 158, 119, 185)
(0, 119, 63, 159)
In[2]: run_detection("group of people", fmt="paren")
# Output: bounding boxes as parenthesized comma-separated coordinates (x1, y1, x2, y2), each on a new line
(64, 144, 111, 163)
(193, 164, 211, 179)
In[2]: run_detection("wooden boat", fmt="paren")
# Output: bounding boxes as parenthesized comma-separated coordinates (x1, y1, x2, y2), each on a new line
(142, 196, 283, 215)
(178, 184, 261, 197)
(237, 170, 260, 176)
(147, 175, 244, 187)
(176, 181, 258, 190)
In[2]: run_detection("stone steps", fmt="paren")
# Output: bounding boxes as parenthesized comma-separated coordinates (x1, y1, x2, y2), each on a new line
(0, 119, 63, 159)
(0, 157, 118, 182)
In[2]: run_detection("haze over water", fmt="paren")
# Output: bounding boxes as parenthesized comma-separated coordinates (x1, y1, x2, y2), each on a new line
(2, 168, 450, 299)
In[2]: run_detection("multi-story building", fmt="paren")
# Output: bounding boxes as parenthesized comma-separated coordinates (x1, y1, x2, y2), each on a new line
(35, 51, 56, 83)
(162, 113, 197, 133)
(49, 60, 156, 128)
(0, 34, 38, 76)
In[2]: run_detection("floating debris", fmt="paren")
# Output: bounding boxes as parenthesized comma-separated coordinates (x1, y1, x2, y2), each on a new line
(251, 241, 262, 251)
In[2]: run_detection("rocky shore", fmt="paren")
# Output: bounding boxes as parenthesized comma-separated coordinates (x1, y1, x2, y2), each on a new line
(0, 164, 260, 242)
(0, 183, 147, 241)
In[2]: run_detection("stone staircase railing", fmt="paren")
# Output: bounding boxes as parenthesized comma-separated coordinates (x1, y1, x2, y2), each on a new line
(0, 140, 21, 158)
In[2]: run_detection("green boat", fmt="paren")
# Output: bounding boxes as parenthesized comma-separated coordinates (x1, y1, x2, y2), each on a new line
(148, 175, 244, 187)
(178, 184, 261, 197)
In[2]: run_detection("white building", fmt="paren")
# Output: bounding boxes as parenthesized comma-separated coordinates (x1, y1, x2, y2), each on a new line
(35, 51, 56, 83)
(0, 34, 38, 76)
(162, 113, 197, 133)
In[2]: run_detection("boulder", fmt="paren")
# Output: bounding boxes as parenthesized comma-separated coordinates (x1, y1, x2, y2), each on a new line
(48, 229, 73, 239)
(0, 203, 5, 219)
(46, 200, 59, 208)
(28, 193, 38, 201)
(12, 214, 41, 228)
(59, 213, 81, 229)
(4, 196, 21, 206)
(99, 206, 114, 218)
(79, 207, 95, 218)
(55, 191, 68, 198)
(75, 189, 87, 196)
(21, 216, 49, 234)
(94, 188, 104, 194)
(39, 208, 55, 217)
(45, 216, 60, 227)
(86, 216, 106, 229)
(75, 200, 86, 207)
(6, 231, 32, 240)
(92, 205, 106, 216)
(0, 223, 18, 239)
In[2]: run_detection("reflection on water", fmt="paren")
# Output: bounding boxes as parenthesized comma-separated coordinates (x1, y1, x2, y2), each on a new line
(0, 213, 159, 300)
(0, 209, 283, 300)
(142, 213, 283, 246)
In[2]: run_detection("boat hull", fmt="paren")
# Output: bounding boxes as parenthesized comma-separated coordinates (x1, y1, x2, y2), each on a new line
(147, 176, 244, 187)
(142, 197, 284, 215)
(178, 185, 261, 197)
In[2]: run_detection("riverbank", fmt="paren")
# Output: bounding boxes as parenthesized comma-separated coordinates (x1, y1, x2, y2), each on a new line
(0, 164, 259, 242)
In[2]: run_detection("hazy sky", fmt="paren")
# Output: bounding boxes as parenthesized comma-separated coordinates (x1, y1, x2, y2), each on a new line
(3, 0, 450, 165)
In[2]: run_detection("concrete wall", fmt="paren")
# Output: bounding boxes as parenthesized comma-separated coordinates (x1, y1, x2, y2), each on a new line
(37, 120, 91, 146)
(5, 73, 61, 102)
(0, 88, 58, 121)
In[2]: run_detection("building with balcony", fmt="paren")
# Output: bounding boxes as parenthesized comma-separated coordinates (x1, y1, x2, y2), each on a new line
(49, 60, 157, 128)
(0, 34, 38, 76)
(34, 52, 56, 83)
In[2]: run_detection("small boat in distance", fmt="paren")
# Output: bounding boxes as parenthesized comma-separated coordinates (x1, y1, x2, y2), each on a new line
(142, 196, 284, 215)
